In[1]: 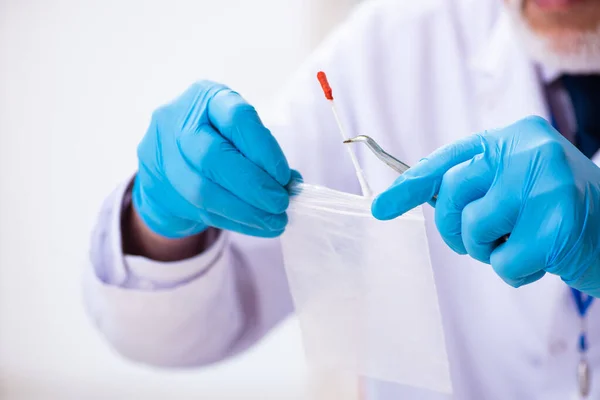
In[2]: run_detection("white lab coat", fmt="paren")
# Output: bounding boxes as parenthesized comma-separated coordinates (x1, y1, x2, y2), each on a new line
(83, 0, 600, 399)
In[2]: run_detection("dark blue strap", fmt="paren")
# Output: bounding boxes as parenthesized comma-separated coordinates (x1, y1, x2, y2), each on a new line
(561, 74, 600, 159)
(571, 287, 595, 317)
(572, 287, 593, 352)
(550, 113, 558, 132)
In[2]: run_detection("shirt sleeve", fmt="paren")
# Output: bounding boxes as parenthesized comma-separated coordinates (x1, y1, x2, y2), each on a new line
(83, 1, 381, 369)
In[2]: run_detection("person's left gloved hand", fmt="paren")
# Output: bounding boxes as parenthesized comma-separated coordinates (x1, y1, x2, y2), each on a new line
(372, 116, 600, 297)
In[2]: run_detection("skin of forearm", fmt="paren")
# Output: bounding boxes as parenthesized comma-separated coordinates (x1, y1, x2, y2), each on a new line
(122, 203, 220, 262)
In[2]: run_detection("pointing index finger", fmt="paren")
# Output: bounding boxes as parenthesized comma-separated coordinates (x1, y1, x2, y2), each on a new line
(372, 133, 486, 220)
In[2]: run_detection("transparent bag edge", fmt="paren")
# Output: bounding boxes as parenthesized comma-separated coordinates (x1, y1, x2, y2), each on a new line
(288, 182, 424, 220)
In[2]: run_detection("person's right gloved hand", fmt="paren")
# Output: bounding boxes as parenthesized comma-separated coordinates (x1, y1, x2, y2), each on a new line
(132, 81, 293, 239)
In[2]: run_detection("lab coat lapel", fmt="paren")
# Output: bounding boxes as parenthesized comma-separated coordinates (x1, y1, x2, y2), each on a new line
(467, 11, 565, 338)
(469, 12, 549, 131)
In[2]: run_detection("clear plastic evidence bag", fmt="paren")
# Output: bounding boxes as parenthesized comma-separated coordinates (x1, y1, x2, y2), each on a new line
(280, 182, 452, 395)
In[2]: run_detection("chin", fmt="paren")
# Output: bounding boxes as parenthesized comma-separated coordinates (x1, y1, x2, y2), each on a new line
(505, 0, 600, 73)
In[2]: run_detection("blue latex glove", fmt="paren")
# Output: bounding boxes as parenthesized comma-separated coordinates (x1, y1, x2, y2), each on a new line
(372, 116, 600, 296)
(133, 81, 293, 239)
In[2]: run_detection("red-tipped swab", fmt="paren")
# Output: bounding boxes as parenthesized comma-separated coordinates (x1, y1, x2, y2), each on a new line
(316, 71, 372, 197)
(317, 71, 334, 100)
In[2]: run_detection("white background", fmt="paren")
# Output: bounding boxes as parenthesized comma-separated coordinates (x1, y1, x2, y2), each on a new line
(0, 0, 358, 398)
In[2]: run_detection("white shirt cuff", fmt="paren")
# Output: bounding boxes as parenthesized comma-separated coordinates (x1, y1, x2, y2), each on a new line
(124, 232, 228, 289)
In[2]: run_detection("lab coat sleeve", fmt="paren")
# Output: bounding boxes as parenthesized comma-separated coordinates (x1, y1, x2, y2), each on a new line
(83, 1, 383, 368)
(84, 180, 255, 367)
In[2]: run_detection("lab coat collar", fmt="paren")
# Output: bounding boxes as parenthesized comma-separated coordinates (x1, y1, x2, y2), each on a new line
(467, 9, 551, 129)
(538, 64, 561, 85)
(468, 10, 516, 83)
(468, 10, 559, 84)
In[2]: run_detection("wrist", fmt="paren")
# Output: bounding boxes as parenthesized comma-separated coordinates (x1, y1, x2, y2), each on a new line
(123, 178, 219, 261)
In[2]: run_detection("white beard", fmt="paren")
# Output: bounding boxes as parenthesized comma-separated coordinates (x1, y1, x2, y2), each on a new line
(504, 0, 600, 73)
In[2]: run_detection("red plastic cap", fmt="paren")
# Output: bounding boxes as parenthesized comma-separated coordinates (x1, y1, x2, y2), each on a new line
(317, 71, 333, 100)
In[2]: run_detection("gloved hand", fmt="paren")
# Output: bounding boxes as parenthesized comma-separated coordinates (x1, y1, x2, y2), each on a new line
(372, 116, 600, 296)
(133, 81, 293, 239)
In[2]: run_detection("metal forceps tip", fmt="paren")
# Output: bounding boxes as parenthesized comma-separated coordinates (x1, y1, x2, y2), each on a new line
(343, 135, 411, 175)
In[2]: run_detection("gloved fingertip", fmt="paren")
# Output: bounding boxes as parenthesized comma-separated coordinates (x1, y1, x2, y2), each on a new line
(506, 277, 527, 289)
(501, 270, 545, 289)
(371, 195, 407, 220)
(237, 226, 285, 239)
(274, 159, 292, 186)
(258, 227, 286, 238)
(269, 192, 290, 214)
(268, 229, 286, 238)
(289, 169, 304, 183)
(451, 243, 468, 256)
(521, 270, 546, 286)
(264, 212, 288, 232)
(437, 232, 467, 255)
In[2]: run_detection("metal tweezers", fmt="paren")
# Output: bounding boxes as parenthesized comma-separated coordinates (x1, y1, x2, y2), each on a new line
(343, 135, 411, 175)
(343, 135, 434, 202)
